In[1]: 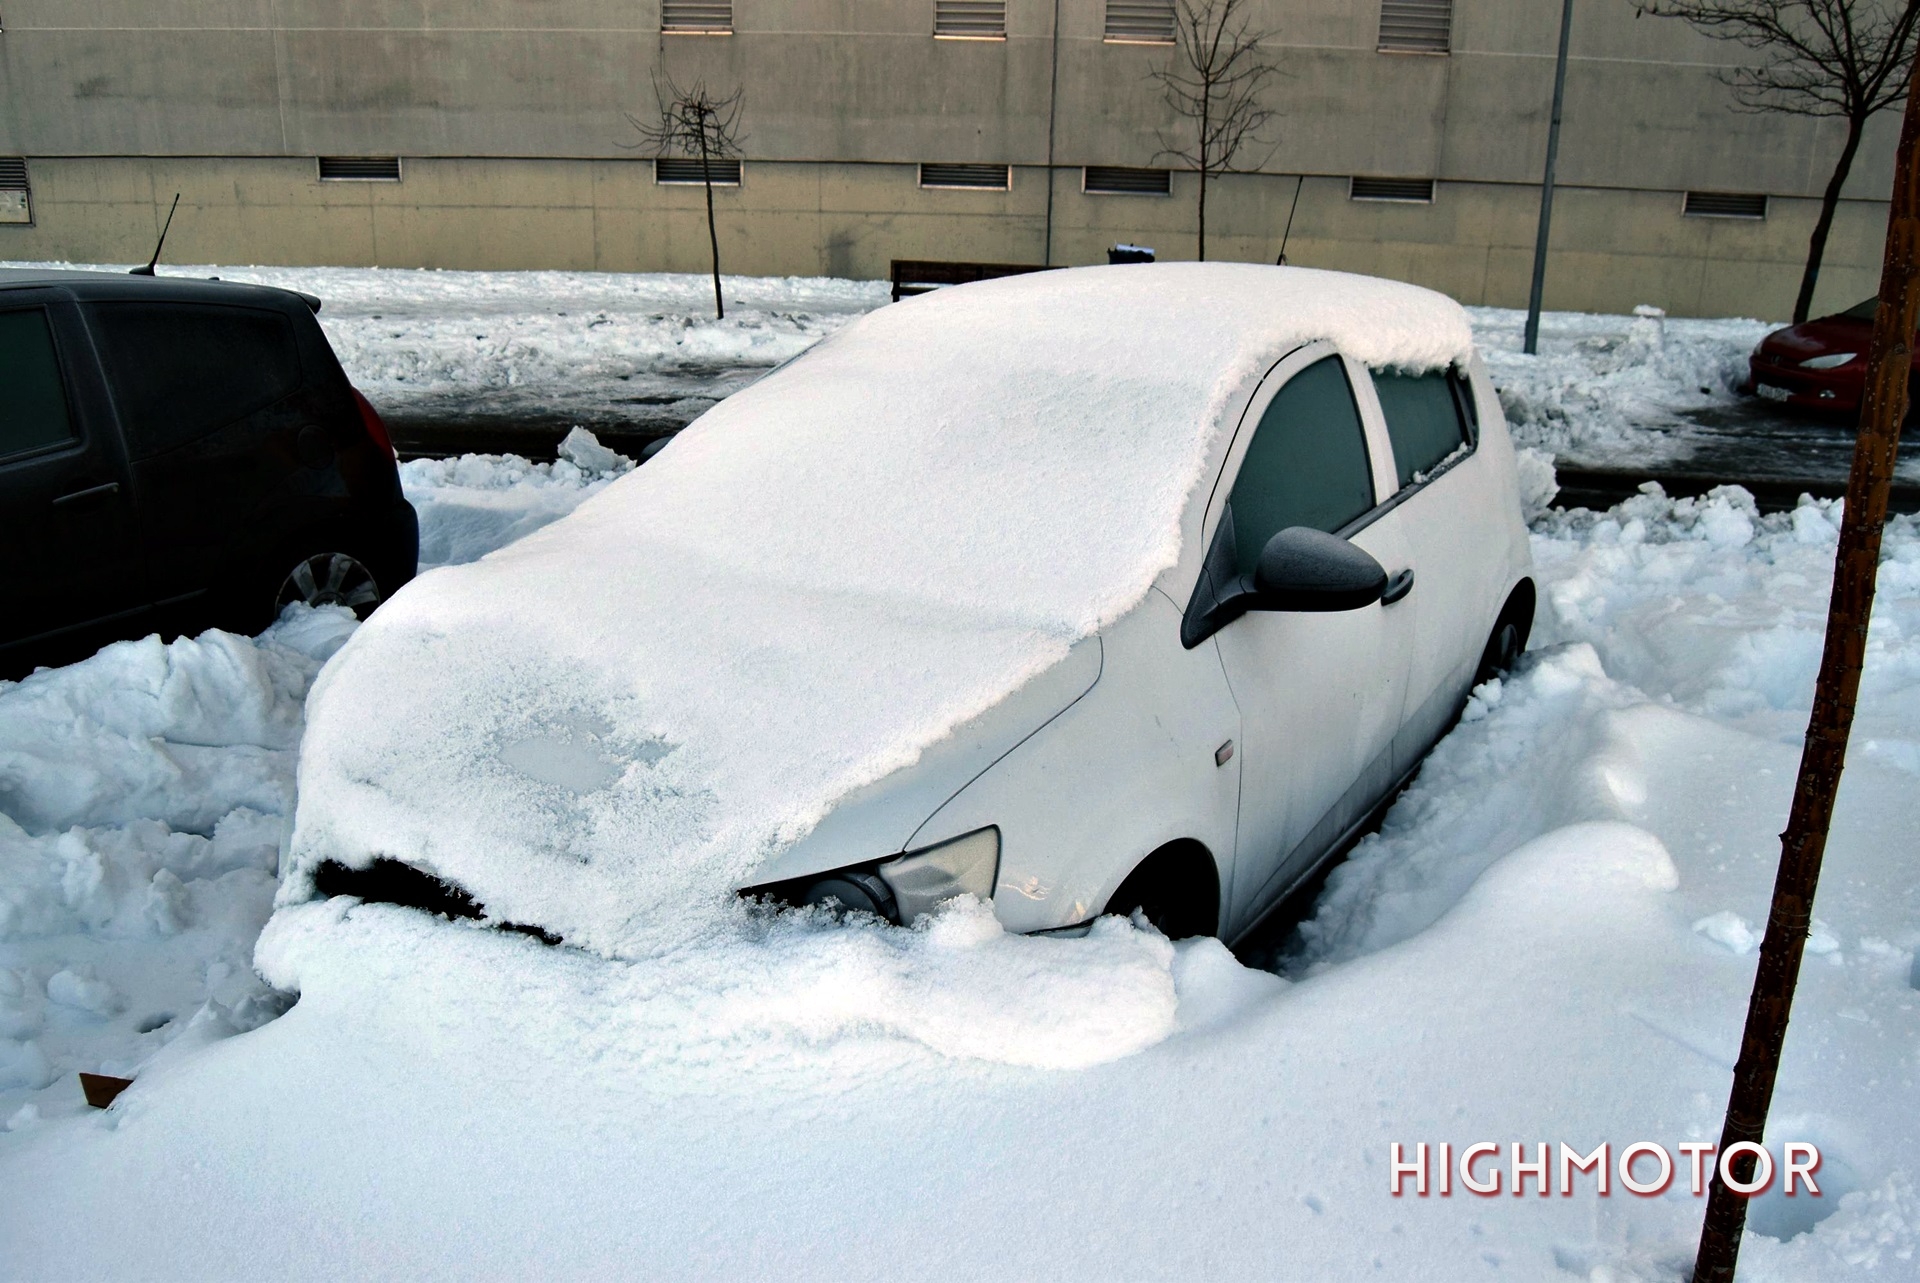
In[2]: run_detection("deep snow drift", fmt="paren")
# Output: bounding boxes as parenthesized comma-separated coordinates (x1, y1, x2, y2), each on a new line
(5, 489, 1916, 1282)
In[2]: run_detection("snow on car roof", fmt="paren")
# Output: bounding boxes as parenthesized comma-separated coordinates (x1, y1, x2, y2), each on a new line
(283, 263, 1474, 958)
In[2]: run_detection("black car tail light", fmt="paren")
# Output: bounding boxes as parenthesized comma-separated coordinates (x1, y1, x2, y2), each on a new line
(351, 387, 396, 460)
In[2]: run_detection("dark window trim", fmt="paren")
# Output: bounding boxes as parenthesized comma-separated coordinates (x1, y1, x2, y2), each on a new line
(0, 302, 85, 466)
(1339, 367, 1480, 538)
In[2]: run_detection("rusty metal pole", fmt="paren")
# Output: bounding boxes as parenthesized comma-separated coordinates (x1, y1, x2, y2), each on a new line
(1691, 61, 1920, 1283)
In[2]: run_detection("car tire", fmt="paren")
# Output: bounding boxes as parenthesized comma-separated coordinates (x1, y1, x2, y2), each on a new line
(1104, 841, 1219, 940)
(272, 549, 385, 621)
(1474, 585, 1536, 686)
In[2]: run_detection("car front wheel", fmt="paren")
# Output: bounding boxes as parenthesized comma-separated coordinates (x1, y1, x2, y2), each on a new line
(274, 550, 383, 619)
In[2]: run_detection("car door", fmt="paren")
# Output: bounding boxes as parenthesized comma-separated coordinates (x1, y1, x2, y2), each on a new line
(0, 293, 142, 658)
(1204, 347, 1418, 933)
(84, 298, 311, 613)
(1361, 365, 1487, 770)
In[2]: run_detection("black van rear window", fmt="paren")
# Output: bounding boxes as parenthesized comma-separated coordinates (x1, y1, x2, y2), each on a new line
(89, 303, 301, 456)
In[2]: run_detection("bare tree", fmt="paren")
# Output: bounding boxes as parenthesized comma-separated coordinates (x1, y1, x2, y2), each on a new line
(1151, 0, 1281, 261)
(1644, 0, 1920, 322)
(626, 74, 746, 319)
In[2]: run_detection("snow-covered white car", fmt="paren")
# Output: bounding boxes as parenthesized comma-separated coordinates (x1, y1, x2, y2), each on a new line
(282, 264, 1533, 954)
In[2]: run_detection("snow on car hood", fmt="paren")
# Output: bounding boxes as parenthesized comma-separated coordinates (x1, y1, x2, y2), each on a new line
(282, 263, 1474, 958)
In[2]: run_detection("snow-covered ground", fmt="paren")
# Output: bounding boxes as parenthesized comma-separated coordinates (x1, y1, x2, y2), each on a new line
(0, 269, 1916, 1280)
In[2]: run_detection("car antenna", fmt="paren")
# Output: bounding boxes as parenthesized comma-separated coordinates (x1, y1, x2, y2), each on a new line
(129, 193, 180, 277)
(1275, 175, 1304, 267)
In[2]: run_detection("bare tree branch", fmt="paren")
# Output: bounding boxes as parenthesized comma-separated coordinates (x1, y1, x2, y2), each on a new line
(623, 72, 746, 319)
(1150, 0, 1281, 260)
(1642, 0, 1920, 319)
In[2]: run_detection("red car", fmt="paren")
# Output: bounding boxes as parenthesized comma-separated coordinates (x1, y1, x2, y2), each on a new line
(1747, 296, 1910, 414)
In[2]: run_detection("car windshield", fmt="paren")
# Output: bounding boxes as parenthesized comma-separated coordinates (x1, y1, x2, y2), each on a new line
(1841, 296, 1879, 321)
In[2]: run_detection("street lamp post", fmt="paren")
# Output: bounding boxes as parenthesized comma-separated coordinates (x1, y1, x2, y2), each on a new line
(1524, 0, 1576, 356)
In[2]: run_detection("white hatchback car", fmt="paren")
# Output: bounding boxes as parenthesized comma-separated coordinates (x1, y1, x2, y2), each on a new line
(284, 264, 1533, 955)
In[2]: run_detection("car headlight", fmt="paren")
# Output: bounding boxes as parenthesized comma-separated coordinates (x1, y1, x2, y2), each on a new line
(1800, 352, 1858, 370)
(877, 826, 1000, 923)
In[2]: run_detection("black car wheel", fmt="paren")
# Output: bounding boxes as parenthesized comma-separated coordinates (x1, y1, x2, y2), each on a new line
(274, 551, 383, 619)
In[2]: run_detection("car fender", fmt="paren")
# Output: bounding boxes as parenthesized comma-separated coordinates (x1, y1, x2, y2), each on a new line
(740, 633, 1104, 889)
(904, 587, 1242, 935)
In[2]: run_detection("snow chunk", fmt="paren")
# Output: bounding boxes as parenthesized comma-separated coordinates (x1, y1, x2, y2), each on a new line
(285, 264, 1478, 959)
(1694, 910, 1760, 955)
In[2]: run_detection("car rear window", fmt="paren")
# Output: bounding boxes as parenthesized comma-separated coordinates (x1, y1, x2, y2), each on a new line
(0, 307, 76, 460)
(1373, 369, 1471, 488)
(1226, 355, 1375, 574)
(89, 302, 302, 456)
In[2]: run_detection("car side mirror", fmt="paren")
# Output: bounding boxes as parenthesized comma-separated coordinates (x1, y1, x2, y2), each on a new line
(1251, 527, 1386, 612)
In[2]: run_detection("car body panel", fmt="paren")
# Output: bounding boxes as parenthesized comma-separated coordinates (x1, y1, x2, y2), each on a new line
(741, 634, 1104, 889)
(904, 588, 1241, 935)
(0, 289, 145, 648)
(1746, 303, 1912, 414)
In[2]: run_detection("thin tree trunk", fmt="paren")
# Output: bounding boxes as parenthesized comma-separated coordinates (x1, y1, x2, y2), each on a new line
(700, 130, 723, 321)
(1198, 167, 1208, 261)
(1691, 63, 1920, 1283)
(1795, 114, 1867, 324)
(1198, 91, 1210, 261)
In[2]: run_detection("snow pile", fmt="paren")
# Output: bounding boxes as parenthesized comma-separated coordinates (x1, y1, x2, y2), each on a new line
(0, 608, 356, 1105)
(257, 895, 1180, 1077)
(401, 427, 635, 568)
(284, 264, 1478, 959)
(1470, 303, 1773, 468)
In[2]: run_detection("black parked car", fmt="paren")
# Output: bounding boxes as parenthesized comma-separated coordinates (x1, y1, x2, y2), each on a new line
(1, 268, 416, 674)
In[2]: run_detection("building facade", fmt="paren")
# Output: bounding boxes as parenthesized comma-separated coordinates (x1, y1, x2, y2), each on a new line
(0, 0, 1899, 317)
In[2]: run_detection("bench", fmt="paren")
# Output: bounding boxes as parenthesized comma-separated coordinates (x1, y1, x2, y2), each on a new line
(889, 259, 1059, 302)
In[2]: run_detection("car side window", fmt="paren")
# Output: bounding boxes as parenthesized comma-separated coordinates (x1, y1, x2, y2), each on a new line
(1224, 355, 1375, 574)
(0, 308, 77, 461)
(88, 303, 302, 457)
(1374, 369, 1471, 489)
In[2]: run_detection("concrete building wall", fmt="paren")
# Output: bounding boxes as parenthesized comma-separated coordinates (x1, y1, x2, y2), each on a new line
(0, 0, 1898, 317)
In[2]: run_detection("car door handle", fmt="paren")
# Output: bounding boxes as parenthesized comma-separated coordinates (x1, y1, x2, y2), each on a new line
(1382, 568, 1415, 605)
(52, 481, 122, 508)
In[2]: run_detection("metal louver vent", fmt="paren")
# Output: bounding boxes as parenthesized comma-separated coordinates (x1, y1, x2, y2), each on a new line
(0, 157, 29, 225)
(1105, 0, 1176, 43)
(656, 157, 742, 185)
(1350, 176, 1434, 203)
(318, 156, 401, 181)
(1378, 0, 1451, 52)
(1684, 191, 1768, 219)
(934, 0, 1006, 38)
(1084, 166, 1172, 196)
(919, 162, 1012, 190)
(662, 0, 732, 33)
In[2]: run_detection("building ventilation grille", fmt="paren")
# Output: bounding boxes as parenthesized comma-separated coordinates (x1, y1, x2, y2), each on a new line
(0, 157, 28, 225)
(656, 157, 742, 185)
(935, 0, 1007, 38)
(1084, 166, 1172, 195)
(318, 156, 401, 181)
(1684, 191, 1768, 219)
(662, 0, 732, 33)
(1350, 176, 1434, 202)
(1378, 0, 1451, 52)
(1105, 1, 1176, 43)
(920, 162, 1012, 189)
